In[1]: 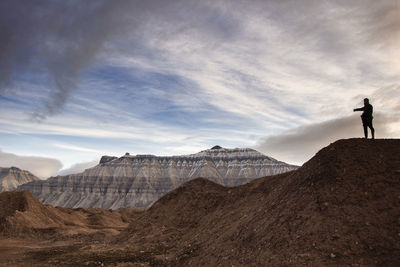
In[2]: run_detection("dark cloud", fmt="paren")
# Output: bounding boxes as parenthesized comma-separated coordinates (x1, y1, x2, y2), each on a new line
(0, 0, 124, 119)
(0, 0, 244, 120)
(0, 149, 62, 178)
(1, 0, 398, 120)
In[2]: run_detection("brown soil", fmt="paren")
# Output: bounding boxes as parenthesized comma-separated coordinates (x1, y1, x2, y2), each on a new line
(0, 138, 399, 266)
(0, 191, 144, 266)
(0, 190, 144, 239)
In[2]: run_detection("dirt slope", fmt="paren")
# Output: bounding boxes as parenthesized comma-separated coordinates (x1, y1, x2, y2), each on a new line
(0, 138, 399, 266)
(114, 138, 400, 266)
(0, 190, 141, 239)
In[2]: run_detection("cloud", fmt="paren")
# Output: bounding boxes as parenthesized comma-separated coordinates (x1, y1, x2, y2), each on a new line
(0, 0, 243, 120)
(0, 0, 399, 169)
(256, 84, 400, 165)
(1, 0, 399, 122)
(108, 0, 400, 130)
(58, 160, 98, 176)
(256, 112, 399, 165)
(52, 144, 100, 153)
(1, 1, 106, 118)
(0, 0, 147, 119)
(0, 150, 62, 178)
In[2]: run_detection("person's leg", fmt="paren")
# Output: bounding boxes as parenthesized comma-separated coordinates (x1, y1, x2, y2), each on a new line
(363, 124, 368, 138)
(370, 121, 375, 139)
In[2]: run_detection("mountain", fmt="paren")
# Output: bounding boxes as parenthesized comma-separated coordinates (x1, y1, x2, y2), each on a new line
(0, 167, 40, 192)
(1, 139, 399, 266)
(18, 146, 297, 209)
(112, 138, 399, 266)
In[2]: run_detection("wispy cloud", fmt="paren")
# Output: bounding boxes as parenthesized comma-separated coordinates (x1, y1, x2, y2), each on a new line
(52, 144, 100, 153)
(2, 0, 399, 125)
(256, 112, 398, 165)
(0, 0, 399, 167)
(58, 160, 98, 176)
(256, 84, 400, 165)
(105, 0, 399, 129)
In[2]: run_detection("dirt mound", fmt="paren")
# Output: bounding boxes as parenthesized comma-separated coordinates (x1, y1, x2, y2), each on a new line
(113, 138, 400, 266)
(1, 139, 398, 266)
(0, 190, 141, 239)
(0, 191, 38, 219)
(149, 178, 228, 225)
(0, 190, 59, 234)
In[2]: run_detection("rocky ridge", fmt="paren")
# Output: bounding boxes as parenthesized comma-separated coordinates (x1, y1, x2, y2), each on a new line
(18, 147, 297, 209)
(0, 167, 40, 192)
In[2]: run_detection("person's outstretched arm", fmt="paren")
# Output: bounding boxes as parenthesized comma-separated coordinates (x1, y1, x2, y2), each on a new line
(353, 107, 364, 112)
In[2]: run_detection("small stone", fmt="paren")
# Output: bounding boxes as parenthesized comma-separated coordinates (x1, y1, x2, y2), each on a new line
(330, 253, 336, 258)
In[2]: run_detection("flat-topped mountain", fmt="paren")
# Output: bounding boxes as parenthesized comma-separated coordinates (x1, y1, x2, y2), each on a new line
(18, 146, 297, 209)
(0, 167, 40, 192)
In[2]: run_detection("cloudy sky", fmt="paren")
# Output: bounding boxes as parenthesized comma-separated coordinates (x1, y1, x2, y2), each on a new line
(0, 0, 399, 178)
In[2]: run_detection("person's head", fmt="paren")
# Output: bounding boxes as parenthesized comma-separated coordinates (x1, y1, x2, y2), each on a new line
(364, 98, 369, 105)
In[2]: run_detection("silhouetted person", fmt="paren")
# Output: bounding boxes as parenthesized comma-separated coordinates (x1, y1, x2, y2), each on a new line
(353, 98, 374, 139)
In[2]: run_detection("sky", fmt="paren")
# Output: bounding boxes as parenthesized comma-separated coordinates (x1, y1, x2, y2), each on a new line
(0, 0, 399, 178)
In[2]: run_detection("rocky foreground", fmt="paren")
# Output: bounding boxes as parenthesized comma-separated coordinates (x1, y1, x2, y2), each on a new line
(18, 146, 297, 209)
(0, 138, 399, 266)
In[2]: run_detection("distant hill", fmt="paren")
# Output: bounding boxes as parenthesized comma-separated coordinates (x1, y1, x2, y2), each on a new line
(115, 139, 400, 266)
(0, 167, 39, 192)
(18, 147, 297, 209)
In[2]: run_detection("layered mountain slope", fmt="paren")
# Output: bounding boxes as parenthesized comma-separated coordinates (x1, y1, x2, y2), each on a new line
(0, 167, 40, 192)
(18, 147, 297, 209)
(113, 139, 400, 266)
